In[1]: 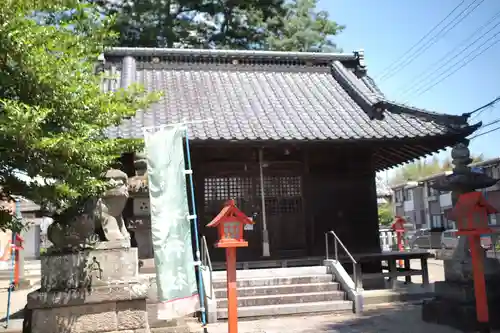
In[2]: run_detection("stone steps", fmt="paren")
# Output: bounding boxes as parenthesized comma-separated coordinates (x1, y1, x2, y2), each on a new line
(213, 274, 334, 289)
(211, 257, 324, 271)
(214, 281, 340, 298)
(213, 266, 353, 319)
(217, 290, 346, 308)
(216, 300, 353, 319)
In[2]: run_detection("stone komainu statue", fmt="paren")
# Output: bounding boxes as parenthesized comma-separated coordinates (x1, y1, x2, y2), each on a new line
(95, 168, 130, 242)
(47, 168, 131, 249)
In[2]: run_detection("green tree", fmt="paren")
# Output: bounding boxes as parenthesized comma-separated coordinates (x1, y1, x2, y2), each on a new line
(265, 0, 345, 52)
(92, 0, 286, 49)
(0, 0, 158, 230)
(378, 203, 394, 226)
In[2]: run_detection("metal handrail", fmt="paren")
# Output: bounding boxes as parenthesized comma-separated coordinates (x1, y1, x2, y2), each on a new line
(201, 236, 214, 298)
(325, 230, 359, 291)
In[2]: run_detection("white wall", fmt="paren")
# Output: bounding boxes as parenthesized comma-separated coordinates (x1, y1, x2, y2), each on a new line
(403, 200, 414, 212)
(439, 192, 452, 207)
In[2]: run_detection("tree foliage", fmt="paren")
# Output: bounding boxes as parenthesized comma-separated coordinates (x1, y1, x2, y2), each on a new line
(92, 0, 344, 51)
(0, 0, 158, 229)
(92, 0, 286, 49)
(389, 154, 484, 186)
(378, 202, 394, 226)
(266, 0, 345, 52)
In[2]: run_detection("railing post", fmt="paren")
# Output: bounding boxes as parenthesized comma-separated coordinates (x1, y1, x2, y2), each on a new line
(353, 263, 363, 291)
(325, 233, 329, 260)
(352, 262, 357, 291)
(334, 238, 338, 262)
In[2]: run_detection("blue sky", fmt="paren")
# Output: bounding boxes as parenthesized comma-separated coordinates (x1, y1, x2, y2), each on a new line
(318, 0, 500, 161)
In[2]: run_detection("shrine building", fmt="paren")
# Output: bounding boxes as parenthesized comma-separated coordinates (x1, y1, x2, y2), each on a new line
(102, 48, 479, 264)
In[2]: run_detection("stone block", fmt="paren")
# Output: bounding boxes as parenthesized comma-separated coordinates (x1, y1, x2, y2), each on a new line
(422, 297, 500, 331)
(41, 246, 139, 291)
(132, 198, 150, 217)
(135, 229, 153, 259)
(28, 295, 150, 333)
(27, 280, 149, 309)
(434, 280, 500, 303)
(147, 276, 158, 302)
(31, 302, 118, 333)
(150, 327, 191, 333)
(443, 255, 500, 283)
(116, 300, 149, 330)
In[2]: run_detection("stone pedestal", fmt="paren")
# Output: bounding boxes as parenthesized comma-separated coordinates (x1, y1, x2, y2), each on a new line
(128, 216, 153, 260)
(422, 239, 500, 331)
(25, 241, 151, 333)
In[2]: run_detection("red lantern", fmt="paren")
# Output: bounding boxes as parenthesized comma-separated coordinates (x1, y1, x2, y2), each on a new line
(207, 199, 254, 333)
(448, 191, 497, 326)
(206, 199, 254, 248)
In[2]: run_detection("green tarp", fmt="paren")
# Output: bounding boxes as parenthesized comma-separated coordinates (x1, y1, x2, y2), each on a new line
(144, 125, 199, 320)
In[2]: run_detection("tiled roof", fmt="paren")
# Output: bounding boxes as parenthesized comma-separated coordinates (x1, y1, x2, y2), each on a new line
(103, 48, 478, 143)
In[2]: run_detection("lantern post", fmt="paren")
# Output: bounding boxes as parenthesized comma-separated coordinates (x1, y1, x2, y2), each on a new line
(207, 200, 254, 333)
(391, 216, 406, 266)
(448, 191, 497, 329)
(13, 234, 23, 289)
(422, 142, 500, 333)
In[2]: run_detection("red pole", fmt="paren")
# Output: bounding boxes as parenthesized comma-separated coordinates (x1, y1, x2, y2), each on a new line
(469, 234, 489, 324)
(226, 247, 238, 333)
(396, 232, 404, 266)
(14, 250, 19, 289)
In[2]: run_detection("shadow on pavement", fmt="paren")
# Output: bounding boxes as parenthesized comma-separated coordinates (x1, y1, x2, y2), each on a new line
(320, 302, 460, 333)
(0, 308, 24, 323)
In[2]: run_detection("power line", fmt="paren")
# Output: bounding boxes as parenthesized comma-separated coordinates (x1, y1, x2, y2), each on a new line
(374, 0, 466, 79)
(468, 110, 500, 140)
(468, 96, 500, 118)
(401, 22, 500, 100)
(378, 0, 483, 82)
(396, 8, 500, 98)
(402, 33, 500, 100)
(469, 124, 500, 140)
(477, 116, 500, 129)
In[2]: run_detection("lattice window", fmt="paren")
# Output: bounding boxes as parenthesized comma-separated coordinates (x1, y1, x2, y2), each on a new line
(258, 176, 302, 216)
(204, 176, 253, 209)
(257, 176, 302, 198)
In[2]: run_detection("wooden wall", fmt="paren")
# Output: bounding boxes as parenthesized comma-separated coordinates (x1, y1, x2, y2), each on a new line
(190, 142, 381, 261)
(122, 142, 381, 263)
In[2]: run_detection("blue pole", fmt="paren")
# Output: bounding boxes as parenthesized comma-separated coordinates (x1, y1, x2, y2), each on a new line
(5, 200, 20, 328)
(184, 130, 207, 328)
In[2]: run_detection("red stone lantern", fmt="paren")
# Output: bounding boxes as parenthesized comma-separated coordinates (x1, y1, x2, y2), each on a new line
(12, 234, 23, 289)
(391, 216, 406, 266)
(207, 200, 253, 249)
(448, 191, 497, 327)
(391, 216, 406, 250)
(207, 199, 254, 333)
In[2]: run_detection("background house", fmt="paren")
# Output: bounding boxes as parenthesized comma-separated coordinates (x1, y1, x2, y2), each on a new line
(391, 156, 500, 230)
(0, 195, 44, 263)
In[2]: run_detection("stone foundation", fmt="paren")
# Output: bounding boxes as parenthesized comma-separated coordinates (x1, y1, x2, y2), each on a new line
(422, 297, 500, 331)
(25, 242, 152, 333)
(422, 261, 500, 331)
(27, 284, 149, 333)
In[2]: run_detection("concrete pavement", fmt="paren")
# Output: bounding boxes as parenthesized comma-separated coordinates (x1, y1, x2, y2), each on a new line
(201, 302, 468, 333)
(0, 286, 37, 332)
